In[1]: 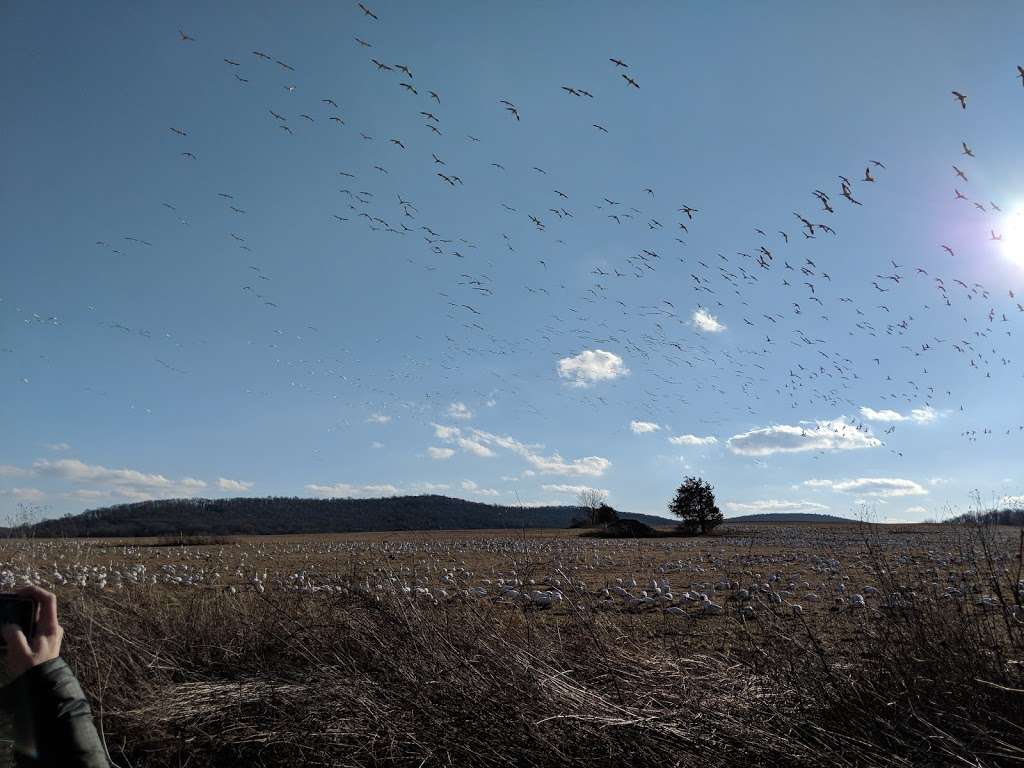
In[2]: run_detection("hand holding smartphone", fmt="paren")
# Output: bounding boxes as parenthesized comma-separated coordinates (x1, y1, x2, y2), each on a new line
(0, 586, 62, 679)
(0, 594, 36, 646)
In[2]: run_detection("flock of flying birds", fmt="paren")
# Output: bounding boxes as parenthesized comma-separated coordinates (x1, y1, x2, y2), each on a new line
(10, 6, 1024, 474)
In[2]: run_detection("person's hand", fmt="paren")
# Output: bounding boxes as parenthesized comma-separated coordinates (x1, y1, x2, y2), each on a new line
(1, 585, 63, 679)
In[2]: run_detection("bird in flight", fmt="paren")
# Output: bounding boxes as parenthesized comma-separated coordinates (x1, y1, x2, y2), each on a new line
(429, 90, 441, 103)
(275, 59, 295, 72)
(961, 141, 974, 157)
(610, 58, 628, 68)
(358, 3, 378, 20)
(371, 59, 392, 71)
(253, 51, 272, 60)
(679, 205, 698, 219)
(354, 37, 372, 48)
(169, 127, 187, 136)
(951, 90, 967, 109)
(224, 58, 240, 66)
(593, 124, 608, 133)
(1017, 65, 1024, 86)
(390, 138, 406, 149)
(622, 74, 640, 88)
(395, 64, 413, 78)
(322, 98, 338, 108)
(953, 165, 968, 182)
(863, 166, 875, 182)
(178, 28, 195, 42)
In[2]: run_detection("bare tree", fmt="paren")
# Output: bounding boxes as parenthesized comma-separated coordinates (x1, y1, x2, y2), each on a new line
(577, 488, 608, 524)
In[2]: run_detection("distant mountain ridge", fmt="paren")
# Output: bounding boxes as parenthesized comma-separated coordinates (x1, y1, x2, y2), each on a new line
(22, 495, 674, 538)
(722, 512, 860, 524)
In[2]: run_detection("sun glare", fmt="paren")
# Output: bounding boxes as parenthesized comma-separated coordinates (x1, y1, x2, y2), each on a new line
(1003, 205, 1024, 264)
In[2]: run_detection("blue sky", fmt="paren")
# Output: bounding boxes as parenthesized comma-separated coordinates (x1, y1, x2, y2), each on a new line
(3, 2, 1024, 523)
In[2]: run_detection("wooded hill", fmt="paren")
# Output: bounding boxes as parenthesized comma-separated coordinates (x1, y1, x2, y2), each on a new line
(722, 512, 860, 524)
(21, 495, 673, 538)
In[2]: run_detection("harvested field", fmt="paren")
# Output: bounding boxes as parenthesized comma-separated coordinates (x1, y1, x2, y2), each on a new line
(0, 522, 1021, 766)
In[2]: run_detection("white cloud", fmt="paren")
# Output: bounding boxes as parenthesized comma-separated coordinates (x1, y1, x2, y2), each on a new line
(726, 419, 881, 457)
(859, 407, 905, 422)
(461, 479, 500, 497)
(724, 499, 829, 514)
(43, 442, 71, 452)
(692, 308, 726, 333)
(447, 402, 473, 420)
(859, 405, 939, 424)
(806, 477, 927, 498)
(456, 437, 495, 458)
(217, 477, 253, 492)
(413, 482, 451, 493)
(527, 453, 609, 476)
(432, 423, 494, 457)
(0, 465, 30, 478)
(928, 477, 951, 486)
(432, 423, 461, 440)
(541, 484, 609, 497)
(557, 350, 629, 387)
(371, 441, 385, 449)
(0, 488, 45, 502)
(366, 413, 391, 424)
(433, 425, 611, 478)
(469, 429, 611, 477)
(904, 506, 928, 515)
(32, 458, 207, 499)
(64, 489, 112, 501)
(910, 406, 938, 423)
(630, 420, 661, 434)
(305, 483, 400, 497)
(668, 434, 718, 447)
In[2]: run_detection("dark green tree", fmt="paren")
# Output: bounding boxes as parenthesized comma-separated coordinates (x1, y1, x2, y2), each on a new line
(592, 503, 619, 525)
(668, 476, 723, 535)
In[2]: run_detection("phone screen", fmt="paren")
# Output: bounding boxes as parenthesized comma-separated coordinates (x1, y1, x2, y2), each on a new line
(0, 596, 35, 645)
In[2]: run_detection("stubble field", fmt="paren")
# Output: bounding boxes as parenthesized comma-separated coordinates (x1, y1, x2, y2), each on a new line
(1, 522, 1021, 767)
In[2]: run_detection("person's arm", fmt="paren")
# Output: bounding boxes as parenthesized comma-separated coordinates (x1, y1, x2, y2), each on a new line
(0, 586, 108, 768)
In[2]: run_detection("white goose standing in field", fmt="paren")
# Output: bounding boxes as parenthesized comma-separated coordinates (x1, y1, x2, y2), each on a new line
(701, 596, 723, 615)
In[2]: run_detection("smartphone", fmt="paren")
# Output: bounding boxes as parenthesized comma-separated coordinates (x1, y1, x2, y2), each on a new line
(0, 595, 35, 646)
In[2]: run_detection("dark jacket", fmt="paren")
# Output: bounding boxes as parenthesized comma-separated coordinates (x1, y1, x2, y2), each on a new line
(0, 658, 108, 767)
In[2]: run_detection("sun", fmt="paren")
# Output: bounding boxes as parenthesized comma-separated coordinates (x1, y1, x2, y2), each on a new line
(1002, 204, 1024, 264)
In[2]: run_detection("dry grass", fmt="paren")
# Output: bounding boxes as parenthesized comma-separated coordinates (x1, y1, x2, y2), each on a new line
(4, 522, 1022, 767)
